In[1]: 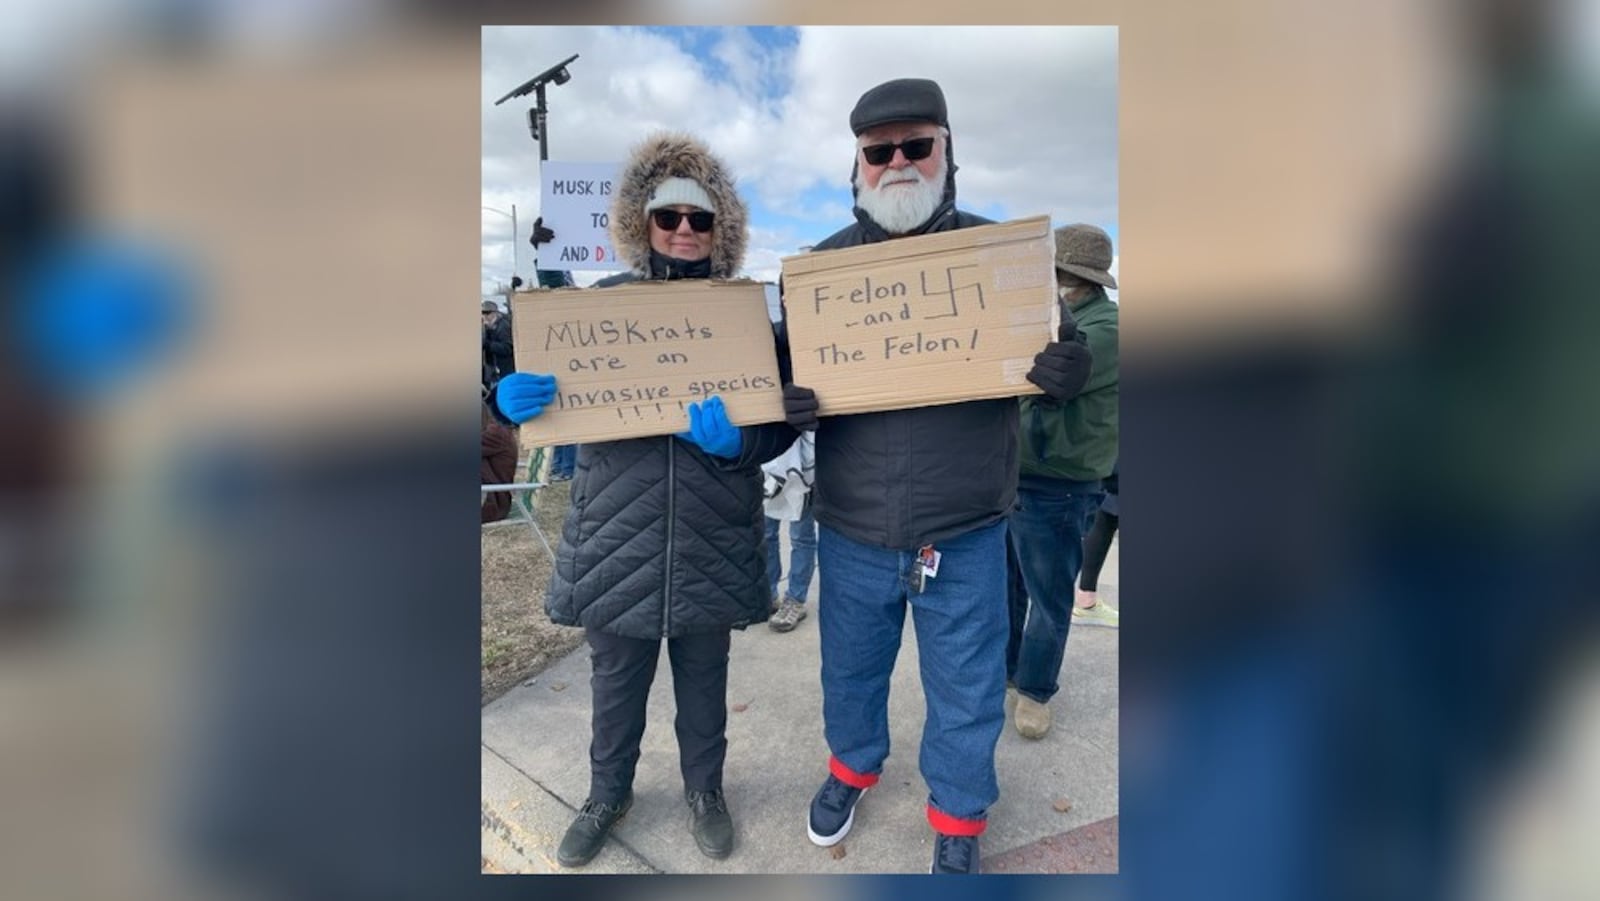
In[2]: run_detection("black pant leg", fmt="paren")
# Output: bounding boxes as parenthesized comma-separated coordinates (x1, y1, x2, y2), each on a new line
(585, 629, 662, 804)
(1079, 511, 1120, 592)
(665, 630, 731, 794)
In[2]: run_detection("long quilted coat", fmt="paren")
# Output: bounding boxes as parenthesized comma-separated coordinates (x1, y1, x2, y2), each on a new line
(545, 132, 796, 638)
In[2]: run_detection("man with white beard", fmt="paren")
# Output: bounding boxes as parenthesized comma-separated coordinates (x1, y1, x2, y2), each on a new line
(851, 130, 947, 235)
(780, 78, 1094, 874)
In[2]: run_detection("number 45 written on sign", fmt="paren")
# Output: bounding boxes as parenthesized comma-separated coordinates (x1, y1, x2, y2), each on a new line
(920, 264, 985, 320)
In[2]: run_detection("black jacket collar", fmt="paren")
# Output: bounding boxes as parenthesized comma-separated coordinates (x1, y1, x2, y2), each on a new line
(648, 250, 713, 280)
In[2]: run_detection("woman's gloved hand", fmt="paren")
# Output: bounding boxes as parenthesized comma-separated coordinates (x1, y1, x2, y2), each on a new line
(679, 395, 742, 459)
(18, 238, 193, 399)
(494, 372, 558, 423)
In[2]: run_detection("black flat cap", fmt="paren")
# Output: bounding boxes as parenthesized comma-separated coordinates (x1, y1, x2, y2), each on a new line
(849, 78, 948, 135)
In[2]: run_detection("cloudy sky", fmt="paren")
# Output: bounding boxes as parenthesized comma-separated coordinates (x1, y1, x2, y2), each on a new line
(481, 26, 1117, 294)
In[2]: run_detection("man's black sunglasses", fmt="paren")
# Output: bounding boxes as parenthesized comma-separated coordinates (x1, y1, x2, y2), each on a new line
(860, 136, 938, 166)
(651, 209, 716, 232)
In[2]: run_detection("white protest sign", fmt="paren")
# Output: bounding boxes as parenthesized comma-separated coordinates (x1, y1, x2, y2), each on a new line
(538, 161, 627, 272)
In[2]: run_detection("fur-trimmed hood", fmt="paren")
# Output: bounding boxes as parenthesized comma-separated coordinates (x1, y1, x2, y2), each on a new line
(609, 131, 748, 278)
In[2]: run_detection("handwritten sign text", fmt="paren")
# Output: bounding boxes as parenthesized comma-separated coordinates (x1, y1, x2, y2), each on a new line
(510, 280, 785, 445)
(779, 217, 1056, 415)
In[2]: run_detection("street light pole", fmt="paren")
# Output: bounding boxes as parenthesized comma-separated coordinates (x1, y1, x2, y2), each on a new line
(493, 55, 576, 164)
(535, 83, 549, 162)
(493, 54, 577, 284)
(482, 205, 518, 288)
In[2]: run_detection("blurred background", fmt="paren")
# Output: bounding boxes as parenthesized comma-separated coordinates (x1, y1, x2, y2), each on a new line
(1, 2, 1596, 900)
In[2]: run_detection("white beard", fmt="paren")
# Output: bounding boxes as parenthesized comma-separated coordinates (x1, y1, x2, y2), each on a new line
(854, 155, 947, 235)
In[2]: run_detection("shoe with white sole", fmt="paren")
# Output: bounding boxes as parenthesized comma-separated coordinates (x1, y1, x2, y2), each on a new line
(1072, 600, 1119, 628)
(807, 775, 865, 846)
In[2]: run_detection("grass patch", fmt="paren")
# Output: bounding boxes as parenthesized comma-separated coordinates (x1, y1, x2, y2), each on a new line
(480, 480, 585, 705)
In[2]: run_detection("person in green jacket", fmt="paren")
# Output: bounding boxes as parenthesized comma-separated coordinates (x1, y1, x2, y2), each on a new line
(1004, 223, 1120, 739)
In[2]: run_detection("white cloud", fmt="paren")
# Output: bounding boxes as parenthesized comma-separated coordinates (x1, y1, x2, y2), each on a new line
(482, 25, 1117, 290)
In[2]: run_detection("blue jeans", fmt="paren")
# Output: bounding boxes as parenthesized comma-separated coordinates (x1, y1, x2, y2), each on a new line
(817, 520, 1009, 824)
(764, 497, 817, 603)
(549, 444, 576, 479)
(1006, 478, 1104, 704)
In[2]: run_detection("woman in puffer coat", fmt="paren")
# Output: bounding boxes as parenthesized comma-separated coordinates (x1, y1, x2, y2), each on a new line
(492, 132, 795, 867)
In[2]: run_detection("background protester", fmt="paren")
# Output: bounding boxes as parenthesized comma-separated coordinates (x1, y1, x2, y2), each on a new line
(1005, 223, 1121, 740)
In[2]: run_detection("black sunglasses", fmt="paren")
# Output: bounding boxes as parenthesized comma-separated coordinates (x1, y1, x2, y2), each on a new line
(860, 136, 938, 166)
(651, 209, 715, 233)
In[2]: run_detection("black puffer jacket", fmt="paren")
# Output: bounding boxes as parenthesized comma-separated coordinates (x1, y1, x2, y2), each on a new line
(546, 133, 796, 638)
(801, 138, 1019, 551)
(481, 315, 514, 386)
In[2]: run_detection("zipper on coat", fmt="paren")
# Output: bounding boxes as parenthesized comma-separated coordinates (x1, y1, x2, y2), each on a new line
(663, 437, 675, 637)
(899, 410, 913, 549)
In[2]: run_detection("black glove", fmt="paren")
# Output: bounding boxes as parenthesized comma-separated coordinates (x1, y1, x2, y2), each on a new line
(530, 216, 556, 247)
(782, 384, 820, 431)
(1025, 313, 1094, 402)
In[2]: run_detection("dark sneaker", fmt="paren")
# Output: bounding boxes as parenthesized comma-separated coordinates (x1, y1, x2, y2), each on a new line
(686, 788, 734, 859)
(931, 833, 981, 874)
(769, 599, 807, 632)
(807, 775, 866, 846)
(556, 793, 631, 867)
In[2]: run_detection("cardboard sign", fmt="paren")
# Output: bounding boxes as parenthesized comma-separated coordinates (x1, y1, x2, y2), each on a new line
(779, 216, 1056, 415)
(510, 280, 785, 446)
(537, 161, 627, 272)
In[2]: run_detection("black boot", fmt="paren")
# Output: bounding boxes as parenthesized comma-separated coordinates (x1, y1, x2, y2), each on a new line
(556, 793, 632, 867)
(686, 788, 734, 859)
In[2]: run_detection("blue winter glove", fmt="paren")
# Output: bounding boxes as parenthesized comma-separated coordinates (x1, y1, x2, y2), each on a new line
(679, 395, 743, 459)
(494, 372, 557, 423)
(16, 238, 194, 399)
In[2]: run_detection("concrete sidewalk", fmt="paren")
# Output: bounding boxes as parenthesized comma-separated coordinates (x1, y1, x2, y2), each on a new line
(482, 536, 1118, 875)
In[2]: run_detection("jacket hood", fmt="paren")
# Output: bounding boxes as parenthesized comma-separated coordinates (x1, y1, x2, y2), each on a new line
(610, 131, 748, 278)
